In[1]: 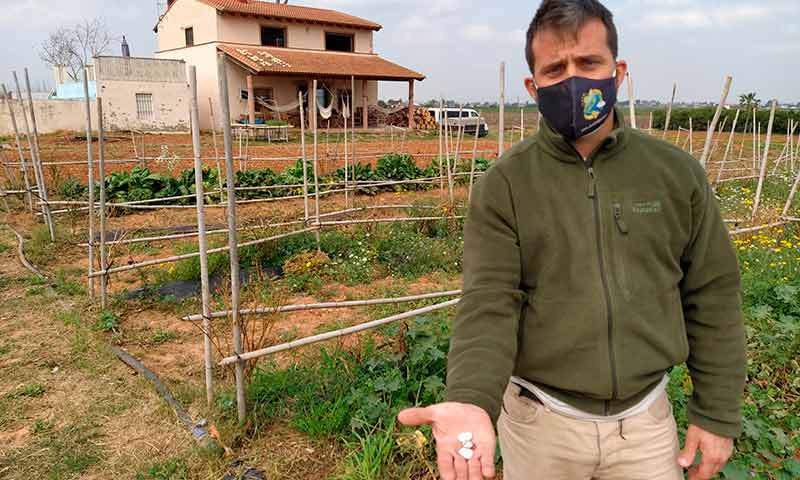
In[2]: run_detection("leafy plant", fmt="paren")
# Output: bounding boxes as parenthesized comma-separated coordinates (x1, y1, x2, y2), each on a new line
(57, 177, 87, 200)
(93, 310, 120, 332)
(376, 153, 425, 190)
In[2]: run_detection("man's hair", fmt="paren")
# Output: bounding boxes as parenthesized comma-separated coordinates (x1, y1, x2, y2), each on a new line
(525, 0, 618, 74)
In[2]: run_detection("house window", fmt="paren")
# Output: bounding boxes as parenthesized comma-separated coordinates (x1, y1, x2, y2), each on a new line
(261, 27, 286, 47)
(136, 93, 154, 121)
(184, 27, 194, 47)
(325, 32, 354, 52)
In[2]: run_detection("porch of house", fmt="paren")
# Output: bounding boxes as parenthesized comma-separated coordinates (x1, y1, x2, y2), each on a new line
(219, 44, 425, 130)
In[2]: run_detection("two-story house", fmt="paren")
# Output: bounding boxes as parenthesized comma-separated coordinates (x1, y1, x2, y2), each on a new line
(154, 0, 425, 129)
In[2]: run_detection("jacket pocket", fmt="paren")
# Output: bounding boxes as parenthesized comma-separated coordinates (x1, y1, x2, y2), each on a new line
(608, 190, 685, 299)
(611, 201, 631, 298)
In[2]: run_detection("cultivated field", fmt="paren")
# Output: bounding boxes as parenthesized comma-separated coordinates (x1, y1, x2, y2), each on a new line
(0, 123, 798, 479)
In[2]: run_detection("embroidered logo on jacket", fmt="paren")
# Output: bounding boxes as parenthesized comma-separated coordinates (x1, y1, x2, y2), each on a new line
(632, 200, 662, 214)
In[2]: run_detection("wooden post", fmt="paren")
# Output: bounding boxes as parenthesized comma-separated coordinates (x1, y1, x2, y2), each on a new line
(469, 116, 480, 201)
(663, 82, 677, 140)
(782, 165, 800, 218)
(736, 116, 750, 163)
(342, 92, 349, 209)
(1, 85, 33, 213)
(96, 98, 108, 309)
(438, 97, 444, 193)
(520, 107, 525, 141)
(626, 72, 636, 129)
(751, 108, 757, 169)
(454, 104, 464, 175)
(299, 91, 310, 226)
(786, 119, 793, 173)
(715, 109, 740, 186)
(246, 74, 255, 125)
(82, 69, 96, 299)
(207, 98, 224, 203)
(217, 53, 247, 423)
(408, 80, 415, 129)
(362, 79, 368, 130)
(22, 69, 55, 239)
(498, 62, 506, 157)
(189, 66, 214, 408)
(312, 80, 322, 250)
(752, 100, 777, 219)
(13, 72, 53, 239)
(307, 79, 314, 130)
(709, 116, 728, 160)
(648, 111, 653, 134)
(444, 99, 453, 204)
(688, 117, 693, 155)
(757, 121, 761, 171)
(699, 75, 732, 167)
(351, 75, 356, 196)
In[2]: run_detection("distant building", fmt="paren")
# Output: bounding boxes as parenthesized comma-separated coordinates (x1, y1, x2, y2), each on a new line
(153, 0, 425, 129)
(93, 56, 189, 131)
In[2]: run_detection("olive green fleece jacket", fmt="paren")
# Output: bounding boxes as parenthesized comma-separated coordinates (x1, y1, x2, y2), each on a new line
(445, 109, 747, 439)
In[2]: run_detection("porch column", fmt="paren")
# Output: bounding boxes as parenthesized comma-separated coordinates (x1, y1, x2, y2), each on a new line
(408, 80, 415, 129)
(362, 79, 368, 130)
(247, 74, 255, 124)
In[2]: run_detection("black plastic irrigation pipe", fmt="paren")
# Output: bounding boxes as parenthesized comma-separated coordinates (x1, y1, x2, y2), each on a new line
(109, 345, 212, 444)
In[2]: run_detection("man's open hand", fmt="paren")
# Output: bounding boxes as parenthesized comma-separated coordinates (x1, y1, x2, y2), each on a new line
(677, 424, 734, 480)
(397, 402, 496, 480)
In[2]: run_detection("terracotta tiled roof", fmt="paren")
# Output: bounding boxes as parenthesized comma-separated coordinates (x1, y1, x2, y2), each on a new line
(200, 0, 381, 30)
(219, 44, 425, 81)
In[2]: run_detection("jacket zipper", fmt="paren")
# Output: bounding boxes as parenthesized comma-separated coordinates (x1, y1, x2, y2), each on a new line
(584, 162, 620, 414)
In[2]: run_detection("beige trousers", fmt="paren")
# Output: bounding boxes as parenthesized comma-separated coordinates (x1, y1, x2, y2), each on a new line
(497, 382, 683, 480)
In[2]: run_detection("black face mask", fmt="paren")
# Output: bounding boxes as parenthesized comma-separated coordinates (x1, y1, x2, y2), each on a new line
(536, 75, 618, 140)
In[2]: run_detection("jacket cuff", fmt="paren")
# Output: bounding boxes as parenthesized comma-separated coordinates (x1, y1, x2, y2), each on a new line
(687, 407, 742, 439)
(445, 388, 502, 425)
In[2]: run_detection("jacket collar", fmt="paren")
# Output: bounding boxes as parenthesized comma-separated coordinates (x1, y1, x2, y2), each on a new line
(535, 107, 630, 163)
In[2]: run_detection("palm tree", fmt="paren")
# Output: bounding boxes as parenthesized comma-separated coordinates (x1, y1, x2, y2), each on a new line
(739, 93, 761, 110)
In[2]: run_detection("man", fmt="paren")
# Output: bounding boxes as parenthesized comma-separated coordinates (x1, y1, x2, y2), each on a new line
(398, 1, 747, 479)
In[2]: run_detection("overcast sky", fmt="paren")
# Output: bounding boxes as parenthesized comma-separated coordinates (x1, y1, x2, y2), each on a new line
(2, 0, 798, 104)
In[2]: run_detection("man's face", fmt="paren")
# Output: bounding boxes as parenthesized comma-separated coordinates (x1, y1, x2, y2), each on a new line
(524, 18, 626, 99)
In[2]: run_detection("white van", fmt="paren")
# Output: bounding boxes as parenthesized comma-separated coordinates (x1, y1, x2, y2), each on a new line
(427, 108, 489, 137)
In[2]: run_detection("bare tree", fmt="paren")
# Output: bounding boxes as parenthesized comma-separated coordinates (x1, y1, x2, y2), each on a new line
(39, 18, 113, 83)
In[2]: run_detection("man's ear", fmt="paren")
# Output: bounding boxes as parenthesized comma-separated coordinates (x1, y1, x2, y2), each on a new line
(524, 77, 538, 102)
(614, 60, 628, 90)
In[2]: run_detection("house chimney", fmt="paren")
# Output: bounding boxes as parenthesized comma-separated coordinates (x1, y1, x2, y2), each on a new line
(121, 36, 130, 57)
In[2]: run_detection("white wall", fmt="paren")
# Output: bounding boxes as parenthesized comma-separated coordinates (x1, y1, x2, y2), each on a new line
(0, 98, 98, 136)
(98, 80, 189, 132)
(216, 13, 374, 53)
(156, 0, 218, 52)
(156, 43, 219, 130)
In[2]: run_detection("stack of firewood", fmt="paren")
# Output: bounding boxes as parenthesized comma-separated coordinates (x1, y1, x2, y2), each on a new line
(382, 106, 438, 130)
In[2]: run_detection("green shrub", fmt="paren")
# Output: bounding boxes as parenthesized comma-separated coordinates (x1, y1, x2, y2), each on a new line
(57, 177, 87, 201)
(93, 310, 120, 332)
(376, 153, 426, 191)
(249, 314, 451, 441)
(651, 107, 800, 133)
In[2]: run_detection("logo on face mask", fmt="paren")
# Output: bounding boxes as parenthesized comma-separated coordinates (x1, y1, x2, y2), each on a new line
(581, 89, 607, 121)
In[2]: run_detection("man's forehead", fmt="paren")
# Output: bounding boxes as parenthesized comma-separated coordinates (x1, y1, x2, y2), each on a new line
(531, 19, 611, 63)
